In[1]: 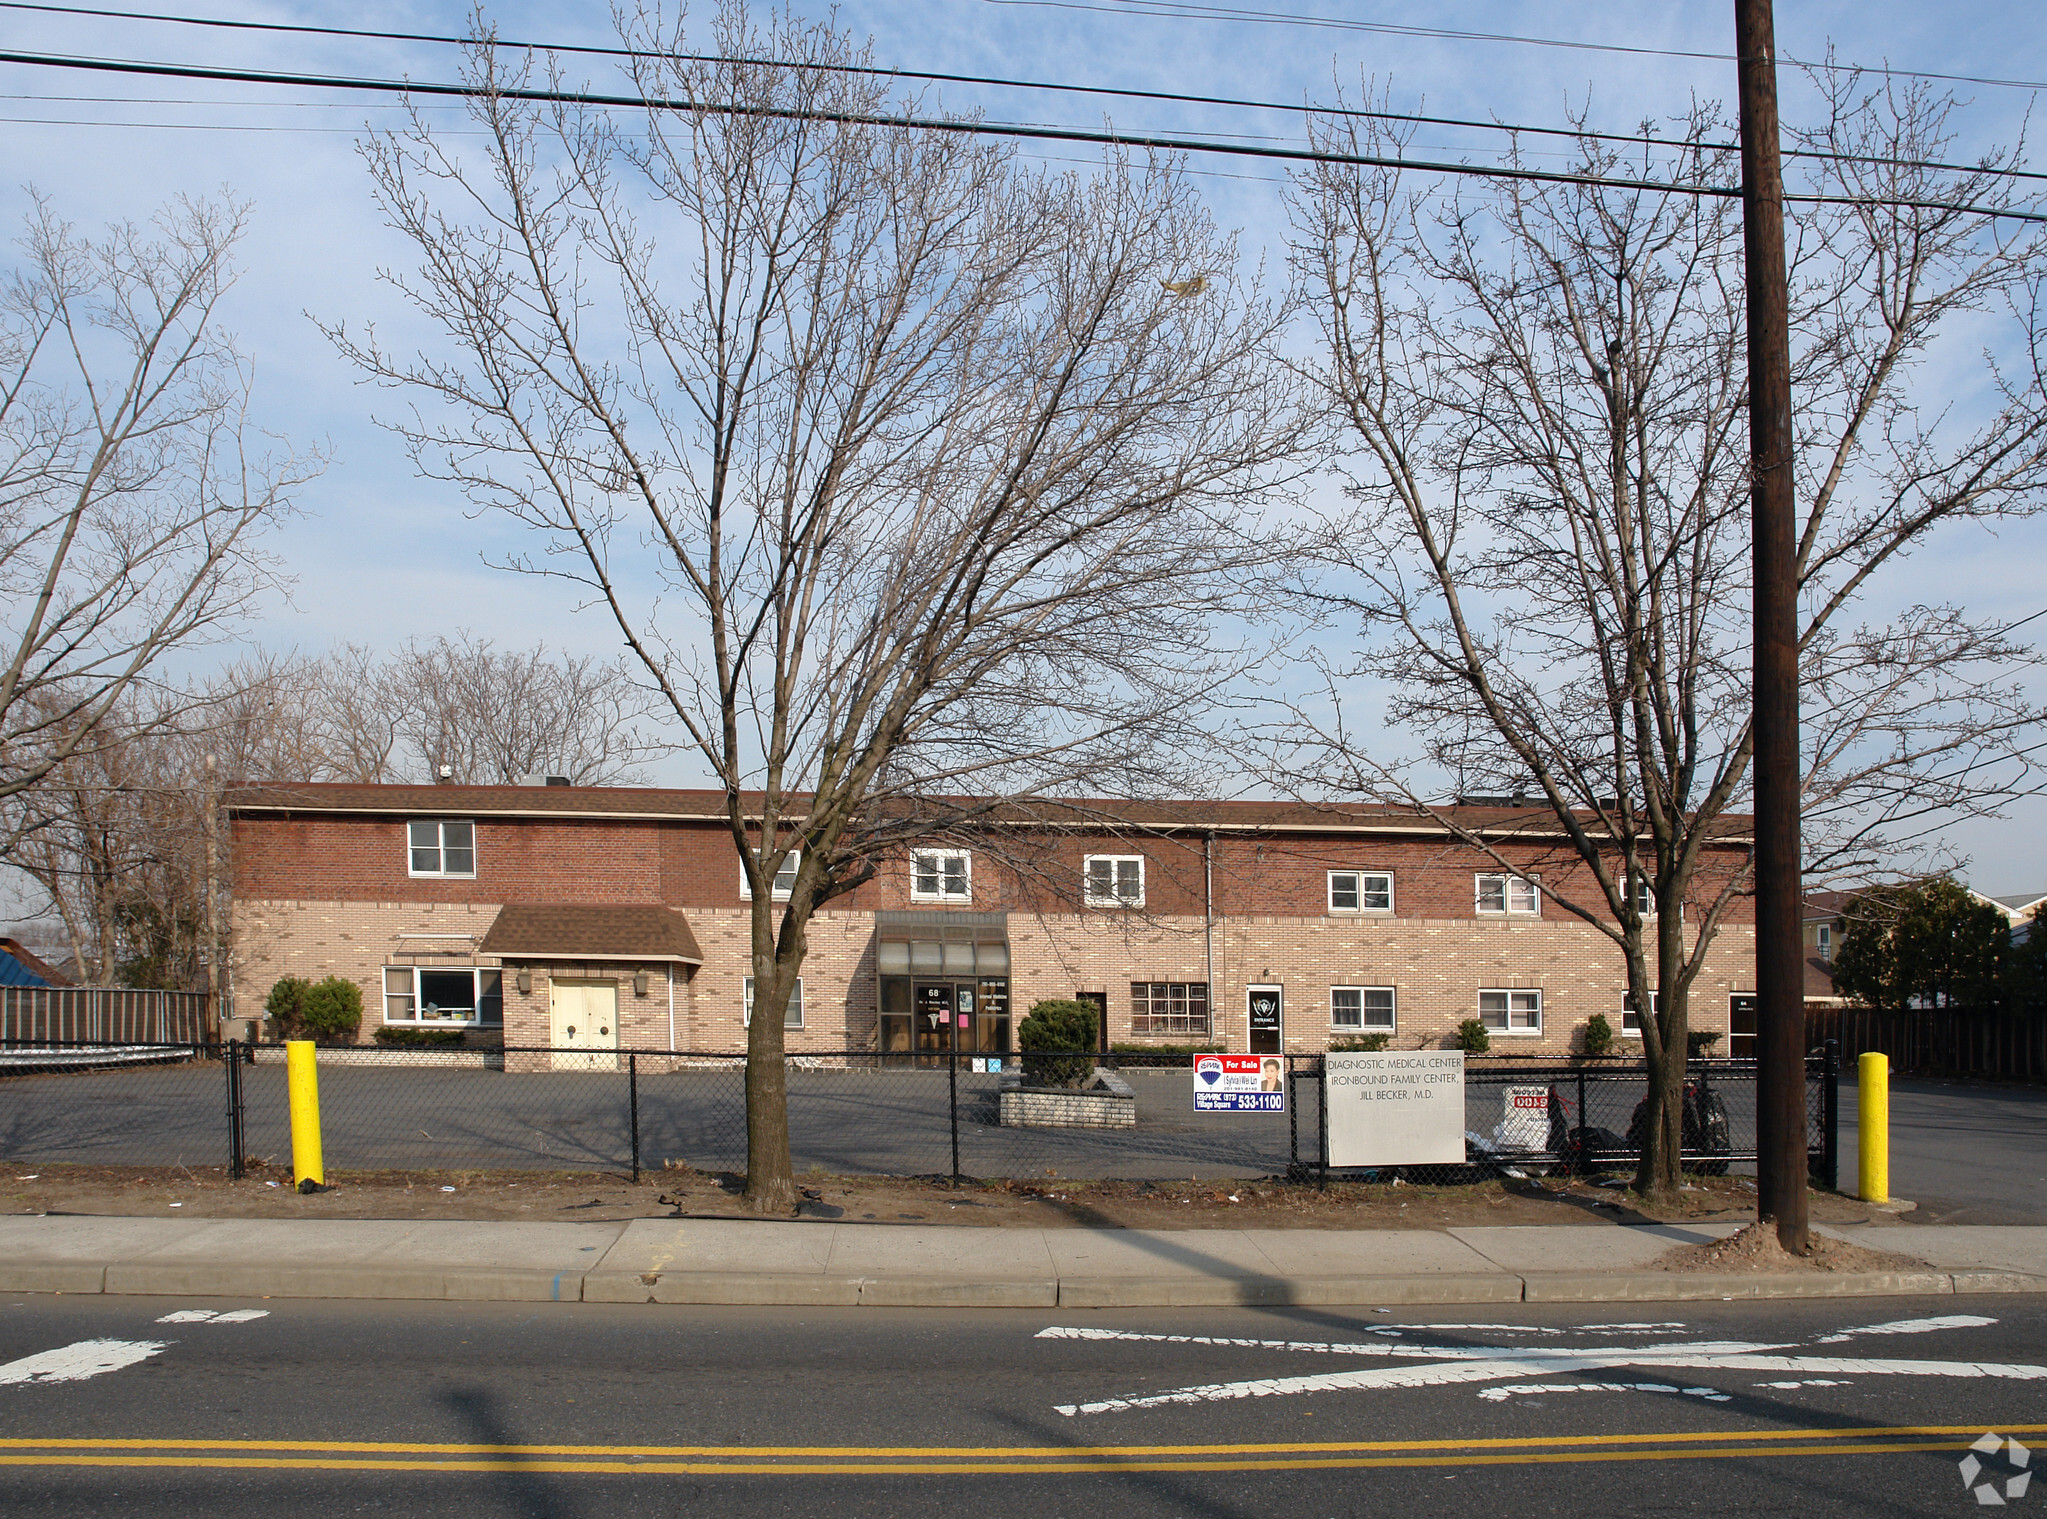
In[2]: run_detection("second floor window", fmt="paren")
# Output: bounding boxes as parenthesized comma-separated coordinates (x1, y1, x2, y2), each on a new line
(740, 850, 799, 901)
(1086, 855, 1145, 907)
(1328, 870, 1393, 913)
(408, 819, 475, 878)
(911, 849, 971, 902)
(1476, 873, 1539, 916)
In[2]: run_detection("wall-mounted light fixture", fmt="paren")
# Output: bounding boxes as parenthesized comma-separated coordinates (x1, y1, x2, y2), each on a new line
(516, 968, 532, 995)
(633, 970, 650, 997)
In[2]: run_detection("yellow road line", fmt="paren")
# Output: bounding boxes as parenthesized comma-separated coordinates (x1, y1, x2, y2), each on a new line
(0, 1424, 2034, 1461)
(0, 1438, 1993, 1477)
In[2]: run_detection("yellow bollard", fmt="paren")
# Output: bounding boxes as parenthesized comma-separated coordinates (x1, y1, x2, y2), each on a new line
(287, 1039, 324, 1190)
(1858, 1051, 1888, 1204)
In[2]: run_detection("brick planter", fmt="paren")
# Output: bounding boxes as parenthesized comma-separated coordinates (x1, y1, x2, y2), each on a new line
(999, 1086, 1136, 1129)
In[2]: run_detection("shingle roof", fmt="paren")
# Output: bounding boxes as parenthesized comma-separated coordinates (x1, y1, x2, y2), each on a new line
(227, 782, 1752, 841)
(477, 905, 704, 964)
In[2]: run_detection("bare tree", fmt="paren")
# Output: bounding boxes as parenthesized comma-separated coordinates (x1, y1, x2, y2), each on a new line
(330, 1, 1299, 1209)
(1284, 79, 2047, 1201)
(0, 193, 316, 831)
(383, 633, 659, 784)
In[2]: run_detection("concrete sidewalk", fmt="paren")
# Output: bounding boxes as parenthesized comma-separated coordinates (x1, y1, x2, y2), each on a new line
(3, 1215, 2043, 1308)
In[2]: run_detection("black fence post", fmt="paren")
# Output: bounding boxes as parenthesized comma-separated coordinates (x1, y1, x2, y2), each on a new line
(948, 1043, 962, 1185)
(1316, 1055, 1329, 1189)
(1819, 1038, 1839, 1192)
(224, 1038, 245, 1180)
(1575, 1067, 1589, 1160)
(629, 1051, 641, 1185)
(1287, 1058, 1300, 1178)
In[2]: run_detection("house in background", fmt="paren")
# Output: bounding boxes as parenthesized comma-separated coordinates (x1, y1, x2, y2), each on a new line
(0, 938, 75, 989)
(226, 783, 1756, 1060)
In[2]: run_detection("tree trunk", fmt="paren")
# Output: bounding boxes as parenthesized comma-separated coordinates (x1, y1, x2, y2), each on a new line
(742, 905, 803, 1213)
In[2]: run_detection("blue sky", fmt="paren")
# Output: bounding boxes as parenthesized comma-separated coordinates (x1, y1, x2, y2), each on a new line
(2, 1, 2043, 888)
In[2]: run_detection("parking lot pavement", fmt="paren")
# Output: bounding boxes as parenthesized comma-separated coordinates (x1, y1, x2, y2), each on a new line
(1840, 1078, 2047, 1223)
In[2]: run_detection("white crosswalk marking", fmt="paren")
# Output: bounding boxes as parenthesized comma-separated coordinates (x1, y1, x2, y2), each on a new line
(0, 1339, 170, 1386)
(154, 1309, 269, 1325)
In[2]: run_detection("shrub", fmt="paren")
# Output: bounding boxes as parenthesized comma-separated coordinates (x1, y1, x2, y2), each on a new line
(1453, 1018, 1492, 1055)
(300, 976, 364, 1041)
(1581, 1014, 1615, 1058)
(264, 976, 313, 1037)
(1018, 998, 1098, 1088)
(1688, 1029, 1723, 1057)
(1109, 1042, 1224, 1056)
(1328, 1034, 1390, 1053)
(373, 1026, 467, 1048)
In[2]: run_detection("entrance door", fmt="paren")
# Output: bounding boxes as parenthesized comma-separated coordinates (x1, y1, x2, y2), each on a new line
(914, 982, 955, 1058)
(1247, 984, 1283, 1054)
(1728, 994, 1758, 1060)
(550, 979, 620, 1069)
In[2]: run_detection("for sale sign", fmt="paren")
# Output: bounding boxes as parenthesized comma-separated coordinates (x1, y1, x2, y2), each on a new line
(1193, 1053, 1287, 1112)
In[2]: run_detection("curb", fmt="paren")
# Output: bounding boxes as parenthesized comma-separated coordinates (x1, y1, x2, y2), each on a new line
(6, 1264, 2045, 1307)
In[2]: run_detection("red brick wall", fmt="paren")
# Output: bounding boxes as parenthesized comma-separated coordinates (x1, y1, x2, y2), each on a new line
(234, 809, 1752, 925)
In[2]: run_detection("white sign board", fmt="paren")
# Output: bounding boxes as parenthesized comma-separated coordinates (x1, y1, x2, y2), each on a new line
(1324, 1051, 1466, 1166)
(1496, 1085, 1551, 1150)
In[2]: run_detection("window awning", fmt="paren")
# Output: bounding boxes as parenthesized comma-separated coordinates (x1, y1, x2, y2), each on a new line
(872, 911, 1008, 976)
(477, 905, 703, 965)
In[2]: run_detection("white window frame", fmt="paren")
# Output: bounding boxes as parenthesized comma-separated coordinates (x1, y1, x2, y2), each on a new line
(382, 965, 502, 1026)
(1327, 870, 1394, 914)
(1330, 985, 1396, 1032)
(1475, 872, 1540, 916)
(1632, 877, 1656, 918)
(1084, 854, 1146, 908)
(407, 819, 476, 879)
(1815, 923, 1833, 962)
(743, 976, 804, 1029)
(1479, 987, 1543, 1035)
(1620, 990, 1661, 1039)
(739, 850, 800, 901)
(909, 848, 972, 903)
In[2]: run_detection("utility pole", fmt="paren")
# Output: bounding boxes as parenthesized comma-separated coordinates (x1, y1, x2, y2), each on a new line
(1735, 0, 1808, 1253)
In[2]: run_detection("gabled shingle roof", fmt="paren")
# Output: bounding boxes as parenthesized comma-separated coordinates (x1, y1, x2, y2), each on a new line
(477, 905, 704, 964)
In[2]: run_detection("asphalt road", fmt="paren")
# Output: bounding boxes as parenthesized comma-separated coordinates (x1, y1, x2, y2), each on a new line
(1841, 1077, 2047, 1224)
(1, 1293, 2041, 1516)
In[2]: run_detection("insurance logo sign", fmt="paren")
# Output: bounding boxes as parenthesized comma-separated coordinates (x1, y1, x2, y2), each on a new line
(1193, 1054, 1287, 1112)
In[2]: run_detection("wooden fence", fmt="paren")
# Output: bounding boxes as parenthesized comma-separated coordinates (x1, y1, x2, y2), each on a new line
(1807, 1003, 2047, 1083)
(0, 987, 214, 1045)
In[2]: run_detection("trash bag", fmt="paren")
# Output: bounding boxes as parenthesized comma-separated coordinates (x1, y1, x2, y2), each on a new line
(1559, 1124, 1630, 1172)
(1626, 1075, 1734, 1175)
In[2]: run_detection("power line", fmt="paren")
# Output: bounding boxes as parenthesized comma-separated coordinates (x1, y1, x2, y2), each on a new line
(3, 2, 2042, 185)
(0, 45, 2040, 224)
(965, 0, 2047, 94)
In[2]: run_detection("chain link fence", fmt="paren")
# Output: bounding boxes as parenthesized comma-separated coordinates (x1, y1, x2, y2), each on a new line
(0, 1039, 1838, 1186)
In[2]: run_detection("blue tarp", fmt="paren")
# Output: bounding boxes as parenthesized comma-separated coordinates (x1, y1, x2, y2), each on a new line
(0, 949, 53, 987)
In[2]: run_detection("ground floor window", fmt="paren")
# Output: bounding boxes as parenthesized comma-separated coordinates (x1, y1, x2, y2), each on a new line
(1130, 981, 1210, 1037)
(1331, 986, 1395, 1031)
(744, 977, 804, 1029)
(1479, 987, 1542, 1035)
(383, 965, 503, 1025)
(877, 974, 1010, 1054)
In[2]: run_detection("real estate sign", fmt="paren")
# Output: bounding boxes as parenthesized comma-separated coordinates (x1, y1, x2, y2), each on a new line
(1324, 1051, 1465, 1165)
(1193, 1053, 1286, 1112)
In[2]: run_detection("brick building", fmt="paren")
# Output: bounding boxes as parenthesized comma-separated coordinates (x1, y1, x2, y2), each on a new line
(227, 783, 1755, 1058)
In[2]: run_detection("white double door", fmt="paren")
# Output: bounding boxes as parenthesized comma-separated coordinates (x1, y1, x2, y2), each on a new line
(549, 979, 620, 1070)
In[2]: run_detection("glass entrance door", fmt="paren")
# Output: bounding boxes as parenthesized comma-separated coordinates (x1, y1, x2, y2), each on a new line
(914, 982, 955, 1054)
